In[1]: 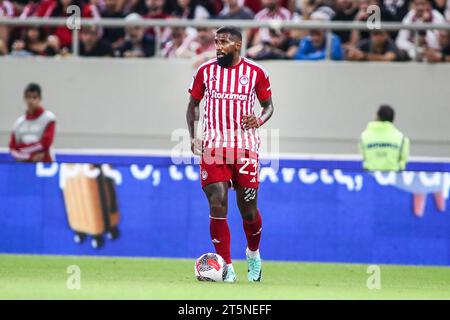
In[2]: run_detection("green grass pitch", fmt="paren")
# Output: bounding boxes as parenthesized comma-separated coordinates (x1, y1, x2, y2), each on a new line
(0, 254, 449, 299)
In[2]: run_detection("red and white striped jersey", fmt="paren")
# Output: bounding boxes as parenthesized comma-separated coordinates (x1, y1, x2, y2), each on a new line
(188, 57, 272, 153)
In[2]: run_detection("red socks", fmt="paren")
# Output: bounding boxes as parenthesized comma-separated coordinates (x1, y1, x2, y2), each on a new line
(210, 217, 231, 264)
(210, 211, 262, 264)
(243, 211, 262, 251)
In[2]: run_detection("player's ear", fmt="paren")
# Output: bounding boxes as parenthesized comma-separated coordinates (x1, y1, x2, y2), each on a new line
(235, 40, 242, 52)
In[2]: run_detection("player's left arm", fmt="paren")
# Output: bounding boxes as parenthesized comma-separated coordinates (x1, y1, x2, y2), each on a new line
(242, 97, 274, 130)
(242, 68, 274, 130)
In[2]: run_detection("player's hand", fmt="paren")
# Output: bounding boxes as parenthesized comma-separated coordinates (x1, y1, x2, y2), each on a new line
(191, 138, 202, 156)
(242, 115, 263, 130)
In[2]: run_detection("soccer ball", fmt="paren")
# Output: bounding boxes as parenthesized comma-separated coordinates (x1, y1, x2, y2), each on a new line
(194, 253, 228, 282)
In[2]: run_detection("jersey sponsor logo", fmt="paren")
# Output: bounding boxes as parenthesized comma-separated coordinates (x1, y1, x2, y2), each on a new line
(239, 75, 249, 86)
(209, 90, 248, 101)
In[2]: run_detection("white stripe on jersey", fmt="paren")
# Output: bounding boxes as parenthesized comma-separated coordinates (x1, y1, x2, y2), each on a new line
(214, 65, 221, 148)
(243, 65, 251, 150)
(221, 69, 228, 148)
(236, 63, 244, 150)
(229, 68, 236, 149)
(248, 69, 257, 151)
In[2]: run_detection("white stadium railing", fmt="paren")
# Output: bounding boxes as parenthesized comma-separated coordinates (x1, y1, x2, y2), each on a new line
(1, 17, 449, 58)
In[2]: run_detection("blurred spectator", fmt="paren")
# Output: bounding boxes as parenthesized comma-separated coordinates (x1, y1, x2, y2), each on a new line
(43, 0, 82, 49)
(20, 0, 55, 18)
(382, 0, 411, 21)
(207, 0, 225, 15)
(247, 27, 298, 59)
(82, 0, 103, 18)
(191, 27, 216, 66)
(161, 26, 195, 57)
(350, 0, 395, 46)
(144, 0, 172, 42)
(190, 27, 215, 55)
(123, 0, 148, 15)
(396, 0, 445, 61)
(9, 83, 56, 163)
(430, 0, 448, 16)
(300, 0, 335, 19)
(171, 0, 211, 19)
(79, 25, 113, 57)
(10, 0, 28, 12)
(1, 0, 15, 52)
(146, 0, 172, 20)
(446, 0, 450, 19)
(0, 0, 15, 16)
(332, 0, 358, 46)
(246, 0, 295, 13)
(346, 30, 400, 61)
(359, 104, 409, 171)
(251, 0, 298, 47)
(101, 0, 126, 50)
(424, 30, 450, 62)
(10, 26, 60, 56)
(217, 0, 254, 19)
(119, 13, 155, 57)
(294, 28, 343, 60)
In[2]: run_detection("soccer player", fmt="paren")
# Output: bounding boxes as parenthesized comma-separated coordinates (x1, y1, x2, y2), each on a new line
(186, 27, 274, 283)
(9, 83, 56, 162)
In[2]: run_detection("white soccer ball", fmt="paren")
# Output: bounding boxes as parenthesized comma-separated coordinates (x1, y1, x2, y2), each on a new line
(194, 253, 228, 282)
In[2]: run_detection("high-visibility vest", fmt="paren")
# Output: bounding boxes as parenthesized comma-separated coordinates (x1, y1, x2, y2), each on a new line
(359, 121, 410, 171)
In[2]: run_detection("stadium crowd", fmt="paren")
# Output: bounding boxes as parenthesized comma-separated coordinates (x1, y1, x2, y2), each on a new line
(0, 0, 449, 62)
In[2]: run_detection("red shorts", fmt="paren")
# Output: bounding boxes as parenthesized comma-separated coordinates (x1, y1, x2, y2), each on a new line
(200, 148, 259, 189)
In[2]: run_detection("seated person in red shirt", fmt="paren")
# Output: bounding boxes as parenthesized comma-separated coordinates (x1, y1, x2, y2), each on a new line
(9, 83, 56, 163)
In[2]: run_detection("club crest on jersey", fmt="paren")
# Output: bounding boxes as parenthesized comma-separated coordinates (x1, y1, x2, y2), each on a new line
(239, 75, 249, 86)
(201, 170, 208, 180)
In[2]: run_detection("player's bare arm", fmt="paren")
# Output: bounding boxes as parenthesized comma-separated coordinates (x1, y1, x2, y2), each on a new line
(186, 95, 201, 154)
(242, 97, 274, 130)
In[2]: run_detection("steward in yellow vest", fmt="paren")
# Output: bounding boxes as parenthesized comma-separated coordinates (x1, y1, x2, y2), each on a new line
(359, 105, 410, 171)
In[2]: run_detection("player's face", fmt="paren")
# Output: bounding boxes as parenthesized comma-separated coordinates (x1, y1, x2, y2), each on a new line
(24, 91, 41, 112)
(215, 33, 240, 67)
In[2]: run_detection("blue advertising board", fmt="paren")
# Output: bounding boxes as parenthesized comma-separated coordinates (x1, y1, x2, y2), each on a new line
(0, 152, 449, 266)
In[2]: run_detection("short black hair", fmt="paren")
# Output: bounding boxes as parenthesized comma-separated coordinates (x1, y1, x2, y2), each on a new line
(216, 26, 242, 41)
(24, 83, 42, 97)
(377, 104, 395, 122)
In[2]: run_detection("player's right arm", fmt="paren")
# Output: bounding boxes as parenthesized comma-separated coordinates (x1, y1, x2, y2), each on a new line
(186, 66, 206, 155)
(186, 96, 201, 154)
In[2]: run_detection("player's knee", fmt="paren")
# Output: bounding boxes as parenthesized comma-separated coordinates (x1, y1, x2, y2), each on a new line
(240, 208, 258, 221)
(209, 195, 227, 217)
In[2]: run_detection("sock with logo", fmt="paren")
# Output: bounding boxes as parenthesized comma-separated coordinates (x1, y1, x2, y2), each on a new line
(210, 216, 231, 264)
(243, 210, 262, 252)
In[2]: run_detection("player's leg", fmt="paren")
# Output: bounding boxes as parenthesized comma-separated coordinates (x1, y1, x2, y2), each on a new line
(235, 184, 263, 282)
(203, 181, 236, 282)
